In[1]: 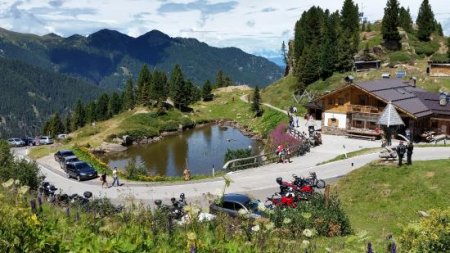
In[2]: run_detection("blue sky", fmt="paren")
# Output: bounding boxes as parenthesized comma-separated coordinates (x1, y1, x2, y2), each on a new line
(0, 0, 449, 62)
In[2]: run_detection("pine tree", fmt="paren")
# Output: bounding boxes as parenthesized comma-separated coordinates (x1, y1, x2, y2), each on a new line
(297, 44, 321, 88)
(85, 102, 97, 123)
(251, 86, 262, 117)
(64, 114, 72, 133)
(170, 64, 188, 110)
(136, 64, 151, 105)
(122, 78, 135, 110)
(320, 11, 338, 80)
(416, 0, 435, 41)
(381, 0, 402, 50)
(202, 80, 213, 101)
(108, 92, 122, 116)
(337, 30, 355, 71)
(71, 99, 85, 130)
(366, 22, 372, 32)
(96, 93, 110, 120)
(151, 70, 168, 107)
(341, 0, 360, 54)
(436, 23, 444, 37)
(44, 113, 64, 137)
(281, 41, 288, 66)
(399, 7, 413, 33)
(216, 70, 225, 87)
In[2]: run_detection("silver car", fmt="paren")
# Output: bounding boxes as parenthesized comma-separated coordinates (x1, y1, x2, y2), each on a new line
(39, 136, 54, 145)
(8, 138, 25, 147)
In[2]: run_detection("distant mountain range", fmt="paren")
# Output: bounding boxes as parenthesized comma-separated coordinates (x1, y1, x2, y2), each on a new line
(0, 27, 283, 89)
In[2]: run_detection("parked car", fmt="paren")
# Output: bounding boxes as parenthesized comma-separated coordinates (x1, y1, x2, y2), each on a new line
(54, 150, 75, 163)
(39, 136, 54, 145)
(7, 138, 25, 147)
(21, 137, 37, 146)
(60, 156, 80, 172)
(66, 161, 98, 181)
(57, 134, 68, 140)
(209, 193, 262, 219)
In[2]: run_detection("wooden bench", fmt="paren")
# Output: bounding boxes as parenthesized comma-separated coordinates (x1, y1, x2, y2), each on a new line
(346, 134, 376, 141)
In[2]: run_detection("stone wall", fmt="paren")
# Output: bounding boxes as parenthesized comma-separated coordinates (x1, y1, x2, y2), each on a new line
(321, 126, 347, 135)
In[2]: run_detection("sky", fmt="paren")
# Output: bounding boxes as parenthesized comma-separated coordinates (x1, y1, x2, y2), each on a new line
(0, 0, 449, 62)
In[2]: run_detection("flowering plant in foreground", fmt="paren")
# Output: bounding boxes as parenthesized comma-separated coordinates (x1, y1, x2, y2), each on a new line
(269, 123, 301, 152)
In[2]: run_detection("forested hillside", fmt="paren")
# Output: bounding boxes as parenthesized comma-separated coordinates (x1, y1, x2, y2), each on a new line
(0, 28, 282, 89)
(0, 58, 102, 137)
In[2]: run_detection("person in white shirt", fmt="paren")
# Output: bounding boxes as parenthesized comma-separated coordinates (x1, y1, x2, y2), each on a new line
(112, 167, 120, 187)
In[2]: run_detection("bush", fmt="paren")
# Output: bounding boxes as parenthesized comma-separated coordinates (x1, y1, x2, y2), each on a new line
(413, 41, 439, 56)
(389, 51, 412, 64)
(268, 123, 301, 152)
(117, 128, 159, 139)
(224, 148, 252, 165)
(123, 158, 148, 180)
(400, 208, 450, 252)
(72, 146, 109, 174)
(159, 121, 179, 132)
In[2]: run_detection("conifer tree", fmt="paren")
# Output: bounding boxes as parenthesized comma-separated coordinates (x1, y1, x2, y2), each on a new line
(281, 41, 288, 66)
(436, 23, 443, 37)
(382, 0, 402, 50)
(43, 113, 64, 137)
(416, 0, 435, 41)
(297, 44, 321, 88)
(151, 70, 168, 107)
(341, 0, 360, 53)
(202, 80, 213, 101)
(399, 7, 413, 33)
(85, 102, 97, 123)
(320, 11, 338, 80)
(366, 22, 372, 32)
(64, 114, 72, 133)
(122, 78, 135, 110)
(95, 93, 110, 120)
(108, 92, 122, 116)
(71, 99, 85, 130)
(136, 64, 151, 105)
(170, 64, 188, 110)
(337, 30, 355, 71)
(216, 70, 225, 87)
(251, 86, 262, 117)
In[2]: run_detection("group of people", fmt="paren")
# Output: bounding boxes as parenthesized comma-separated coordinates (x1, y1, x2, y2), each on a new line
(100, 167, 121, 188)
(276, 145, 291, 163)
(396, 141, 414, 166)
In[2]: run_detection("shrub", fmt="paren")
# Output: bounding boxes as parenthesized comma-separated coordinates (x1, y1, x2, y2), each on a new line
(400, 208, 450, 252)
(413, 41, 439, 56)
(159, 121, 179, 132)
(72, 146, 109, 173)
(123, 158, 148, 180)
(389, 51, 412, 64)
(268, 123, 301, 152)
(117, 128, 159, 139)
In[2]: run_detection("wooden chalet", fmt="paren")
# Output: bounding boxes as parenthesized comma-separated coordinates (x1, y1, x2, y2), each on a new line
(353, 60, 381, 72)
(308, 78, 450, 140)
(427, 61, 450, 77)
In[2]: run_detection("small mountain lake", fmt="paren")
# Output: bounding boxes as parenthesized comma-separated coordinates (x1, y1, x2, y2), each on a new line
(101, 124, 263, 176)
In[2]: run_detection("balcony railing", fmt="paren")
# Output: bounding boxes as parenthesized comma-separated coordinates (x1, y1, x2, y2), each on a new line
(346, 104, 381, 114)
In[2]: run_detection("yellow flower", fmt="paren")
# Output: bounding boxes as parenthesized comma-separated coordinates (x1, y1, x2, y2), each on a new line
(30, 214, 40, 226)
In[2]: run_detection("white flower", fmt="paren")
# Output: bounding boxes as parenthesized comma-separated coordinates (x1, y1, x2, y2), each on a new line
(301, 212, 312, 220)
(18, 185, 30, 195)
(238, 208, 249, 217)
(2, 179, 14, 189)
(251, 225, 260, 232)
(14, 179, 20, 185)
(257, 202, 266, 212)
(301, 240, 310, 249)
(265, 222, 275, 231)
(303, 229, 313, 238)
(283, 218, 292, 224)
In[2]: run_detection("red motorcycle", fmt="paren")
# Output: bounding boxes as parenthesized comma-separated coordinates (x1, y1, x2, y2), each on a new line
(265, 192, 297, 209)
(276, 177, 314, 200)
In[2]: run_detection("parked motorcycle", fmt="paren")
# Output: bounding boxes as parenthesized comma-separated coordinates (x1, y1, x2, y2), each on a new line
(276, 177, 314, 200)
(38, 181, 58, 203)
(304, 172, 326, 189)
(265, 192, 297, 209)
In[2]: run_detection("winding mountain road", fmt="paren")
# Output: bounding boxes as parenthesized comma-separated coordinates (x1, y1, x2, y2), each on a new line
(14, 136, 450, 208)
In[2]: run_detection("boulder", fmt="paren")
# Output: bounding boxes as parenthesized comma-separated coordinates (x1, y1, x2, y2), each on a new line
(99, 142, 127, 153)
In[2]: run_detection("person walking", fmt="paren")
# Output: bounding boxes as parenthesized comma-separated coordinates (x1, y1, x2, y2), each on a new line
(295, 115, 299, 128)
(286, 147, 291, 163)
(112, 167, 120, 187)
(406, 142, 414, 165)
(396, 141, 406, 166)
(101, 172, 108, 188)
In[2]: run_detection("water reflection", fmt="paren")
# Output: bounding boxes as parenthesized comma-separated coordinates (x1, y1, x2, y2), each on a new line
(102, 124, 262, 176)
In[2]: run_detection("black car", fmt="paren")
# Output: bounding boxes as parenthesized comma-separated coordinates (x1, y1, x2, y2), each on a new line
(209, 193, 262, 219)
(60, 156, 80, 172)
(54, 150, 75, 163)
(21, 137, 37, 146)
(66, 161, 98, 181)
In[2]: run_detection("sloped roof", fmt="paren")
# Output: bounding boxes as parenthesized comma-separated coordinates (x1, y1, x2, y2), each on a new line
(354, 79, 432, 118)
(378, 102, 405, 126)
(415, 91, 450, 116)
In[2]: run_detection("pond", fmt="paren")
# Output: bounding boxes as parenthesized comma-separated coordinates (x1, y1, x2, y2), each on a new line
(101, 124, 263, 176)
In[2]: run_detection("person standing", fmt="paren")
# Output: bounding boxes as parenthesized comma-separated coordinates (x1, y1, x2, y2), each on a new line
(101, 172, 108, 188)
(396, 141, 406, 166)
(406, 142, 414, 165)
(112, 167, 120, 187)
(405, 128, 411, 141)
(286, 147, 291, 163)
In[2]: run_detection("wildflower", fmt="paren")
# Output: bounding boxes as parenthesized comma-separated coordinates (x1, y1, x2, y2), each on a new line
(187, 232, 197, 241)
(2, 179, 14, 189)
(14, 179, 20, 185)
(264, 222, 275, 231)
(257, 202, 266, 212)
(301, 240, 310, 249)
(251, 225, 260, 232)
(30, 214, 40, 225)
(238, 208, 249, 217)
(302, 229, 313, 238)
(283, 218, 292, 225)
(301, 212, 312, 220)
(19, 185, 30, 195)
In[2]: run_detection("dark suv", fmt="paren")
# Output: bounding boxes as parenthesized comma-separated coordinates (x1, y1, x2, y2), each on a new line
(66, 161, 98, 181)
(209, 193, 262, 219)
(60, 156, 80, 172)
(54, 150, 75, 163)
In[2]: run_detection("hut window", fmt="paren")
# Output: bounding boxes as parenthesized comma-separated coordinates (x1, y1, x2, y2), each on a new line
(359, 95, 367, 105)
(353, 120, 363, 128)
(338, 98, 344, 105)
(328, 117, 339, 127)
(328, 98, 334, 105)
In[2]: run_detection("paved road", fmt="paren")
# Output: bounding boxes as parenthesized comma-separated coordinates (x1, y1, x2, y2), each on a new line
(14, 136, 450, 209)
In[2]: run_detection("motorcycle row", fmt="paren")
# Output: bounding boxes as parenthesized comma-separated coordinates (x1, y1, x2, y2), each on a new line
(38, 181, 93, 207)
(265, 172, 326, 209)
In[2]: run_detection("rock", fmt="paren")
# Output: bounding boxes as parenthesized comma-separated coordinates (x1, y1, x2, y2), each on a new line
(112, 137, 123, 144)
(100, 142, 127, 153)
(139, 139, 148, 145)
(418, 211, 429, 217)
(153, 137, 162, 142)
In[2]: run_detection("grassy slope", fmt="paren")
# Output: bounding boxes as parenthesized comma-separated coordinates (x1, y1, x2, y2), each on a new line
(320, 159, 450, 252)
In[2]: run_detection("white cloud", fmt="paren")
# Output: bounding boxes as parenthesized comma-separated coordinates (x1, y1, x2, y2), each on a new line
(0, 0, 448, 59)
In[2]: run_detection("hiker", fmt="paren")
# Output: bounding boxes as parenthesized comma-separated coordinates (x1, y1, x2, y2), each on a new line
(295, 115, 299, 128)
(101, 172, 108, 188)
(112, 167, 120, 187)
(286, 147, 291, 163)
(396, 141, 406, 166)
(405, 128, 411, 141)
(183, 168, 191, 181)
(406, 142, 414, 165)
